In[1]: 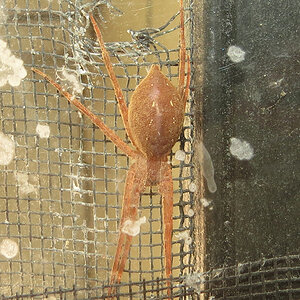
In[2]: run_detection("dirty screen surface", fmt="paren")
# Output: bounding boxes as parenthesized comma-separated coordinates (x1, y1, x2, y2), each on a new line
(1, 0, 300, 299)
(0, 0, 195, 297)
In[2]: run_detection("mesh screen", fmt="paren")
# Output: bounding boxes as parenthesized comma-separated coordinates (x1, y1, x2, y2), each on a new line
(1, 0, 299, 299)
(0, 0, 195, 297)
(2, 255, 300, 299)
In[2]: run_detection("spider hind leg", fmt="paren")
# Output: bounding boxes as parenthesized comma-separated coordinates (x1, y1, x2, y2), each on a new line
(108, 160, 147, 295)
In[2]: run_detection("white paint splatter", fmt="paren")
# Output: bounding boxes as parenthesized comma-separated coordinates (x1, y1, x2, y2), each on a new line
(121, 216, 146, 237)
(188, 182, 197, 193)
(200, 198, 212, 208)
(185, 272, 206, 291)
(72, 180, 81, 192)
(195, 142, 217, 193)
(36, 123, 50, 138)
(185, 236, 192, 246)
(187, 208, 194, 217)
(175, 149, 186, 161)
(69, 176, 83, 198)
(0, 132, 15, 165)
(57, 67, 83, 96)
(175, 231, 192, 246)
(15, 172, 37, 196)
(229, 137, 254, 160)
(0, 39, 27, 87)
(0, 239, 19, 259)
(227, 45, 246, 63)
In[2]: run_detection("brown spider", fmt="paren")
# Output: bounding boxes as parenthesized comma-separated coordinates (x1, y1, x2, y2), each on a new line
(32, 0, 190, 295)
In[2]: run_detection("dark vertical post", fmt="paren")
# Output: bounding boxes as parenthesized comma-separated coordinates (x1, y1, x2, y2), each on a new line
(193, 0, 300, 271)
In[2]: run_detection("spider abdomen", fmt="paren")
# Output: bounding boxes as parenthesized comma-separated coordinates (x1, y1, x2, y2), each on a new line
(128, 65, 185, 158)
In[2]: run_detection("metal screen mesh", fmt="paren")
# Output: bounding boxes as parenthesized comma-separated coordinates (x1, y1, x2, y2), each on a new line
(1, 0, 300, 299)
(2, 254, 300, 299)
(0, 0, 195, 297)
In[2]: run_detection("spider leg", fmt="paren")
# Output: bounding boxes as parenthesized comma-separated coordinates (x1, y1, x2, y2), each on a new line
(31, 68, 136, 158)
(109, 159, 147, 295)
(178, 0, 186, 95)
(159, 162, 174, 297)
(90, 15, 136, 147)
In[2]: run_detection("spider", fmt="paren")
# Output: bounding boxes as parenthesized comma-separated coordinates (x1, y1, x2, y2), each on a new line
(32, 0, 190, 294)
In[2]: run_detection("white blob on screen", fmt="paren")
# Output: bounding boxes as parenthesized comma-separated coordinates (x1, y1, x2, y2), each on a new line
(36, 123, 50, 138)
(229, 137, 254, 160)
(57, 67, 84, 95)
(185, 272, 206, 291)
(15, 172, 37, 196)
(227, 45, 246, 63)
(0, 39, 27, 87)
(200, 198, 212, 207)
(175, 231, 192, 246)
(188, 182, 197, 193)
(121, 216, 146, 237)
(195, 142, 217, 193)
(175, 149, 186, 161)
(0, 239, 19, 259)
(0, 132, 15, 166)
(187, 208, 194, 217)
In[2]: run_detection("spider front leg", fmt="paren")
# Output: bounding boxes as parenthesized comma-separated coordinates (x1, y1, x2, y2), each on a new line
(90, 14, 137, 148)
(31, 68, 136, 158)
